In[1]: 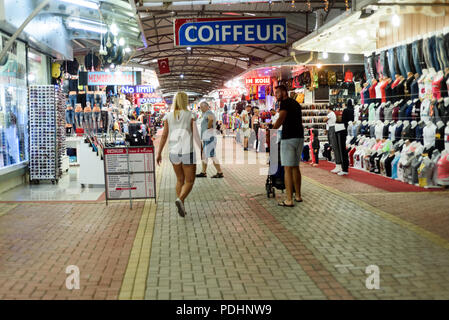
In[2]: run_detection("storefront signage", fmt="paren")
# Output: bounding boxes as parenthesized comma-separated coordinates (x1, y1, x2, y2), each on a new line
(245, 77, 270, 85)
(140, 97, 163, 104)
(88, 71, 136, 86)
(218, 88, 240, 99)
(121, 85, 155, 94)
(174, 17, 287, 47)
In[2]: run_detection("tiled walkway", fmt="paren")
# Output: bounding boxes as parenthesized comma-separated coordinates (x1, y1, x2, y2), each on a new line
(1, 136, 449, 299)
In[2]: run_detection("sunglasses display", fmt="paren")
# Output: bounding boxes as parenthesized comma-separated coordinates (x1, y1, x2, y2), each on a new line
(29, 85, 66, 182)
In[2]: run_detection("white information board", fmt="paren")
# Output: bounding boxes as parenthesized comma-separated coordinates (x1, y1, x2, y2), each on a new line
(103, 146, 156, 201)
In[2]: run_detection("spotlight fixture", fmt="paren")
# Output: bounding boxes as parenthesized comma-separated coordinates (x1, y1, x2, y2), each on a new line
(180, 74, 184, 79)
(322, 51, 328, 59)
(392, 14, 400, 27)
(343, 53, 349, 62)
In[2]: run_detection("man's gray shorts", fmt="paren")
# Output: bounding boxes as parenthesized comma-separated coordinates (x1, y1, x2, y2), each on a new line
(280, 138, 304, 167)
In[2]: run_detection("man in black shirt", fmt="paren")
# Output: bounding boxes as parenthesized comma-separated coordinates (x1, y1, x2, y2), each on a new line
(273, 85, 304, 207)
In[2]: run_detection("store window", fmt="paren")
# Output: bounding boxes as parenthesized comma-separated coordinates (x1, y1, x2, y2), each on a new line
(27, 48, 49, 85)
(0, 32, 28, 171)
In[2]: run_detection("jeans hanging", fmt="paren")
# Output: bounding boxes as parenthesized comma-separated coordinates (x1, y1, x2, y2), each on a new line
(84, 112, 92, 134)
(406, 43, 416, 74)
(428, 35, 440, 71)
(66, 109, 75, 129)
(68, 95, 77, 108)
(412, 40, 422, 74)
(380, 50, 390, 78)
(387, 48, 396, 79)
(423, 38, 432, 70)
(75, 112, 84, 129)
(396, 45, 407, 77)
(86, 93, 95, 107)
(436, 35, 449, 70)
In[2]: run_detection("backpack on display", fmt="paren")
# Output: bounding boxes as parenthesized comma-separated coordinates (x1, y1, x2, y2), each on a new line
(318, 70, 328, 86)
(328, 71, 337, 86)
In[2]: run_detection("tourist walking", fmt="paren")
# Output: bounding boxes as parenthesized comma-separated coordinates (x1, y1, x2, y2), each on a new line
(156, 92, 201, 217)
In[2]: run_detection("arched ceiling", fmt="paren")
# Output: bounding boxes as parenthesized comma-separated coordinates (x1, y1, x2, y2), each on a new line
(133, 0, 350, 96)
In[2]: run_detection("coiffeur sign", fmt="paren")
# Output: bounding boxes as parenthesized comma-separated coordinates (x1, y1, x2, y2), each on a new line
(88, 71, 137, 86)
(174, 17, 287, 47)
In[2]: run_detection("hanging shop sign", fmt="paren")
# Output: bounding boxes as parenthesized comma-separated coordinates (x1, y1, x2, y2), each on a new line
(139, 97, 163, 104)
(245, 77, 270, 85)
(121, 85, 155, 94)
(218, 88, 240, 99)
(88, 71, 137, 86)
(174, 17, 287, 47)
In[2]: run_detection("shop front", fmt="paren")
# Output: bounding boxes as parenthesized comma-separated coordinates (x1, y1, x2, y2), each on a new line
(292, 1, 449, 188)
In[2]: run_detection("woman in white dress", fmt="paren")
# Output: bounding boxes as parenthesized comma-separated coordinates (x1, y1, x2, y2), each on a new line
(156, 92, 201, 217)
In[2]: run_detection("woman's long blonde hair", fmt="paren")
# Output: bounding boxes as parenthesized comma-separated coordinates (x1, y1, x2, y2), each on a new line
(173, 92, 188, 118)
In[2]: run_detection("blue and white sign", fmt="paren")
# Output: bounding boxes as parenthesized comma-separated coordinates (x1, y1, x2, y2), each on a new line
(121, 85, 155, 94)
(174, 17, 287, 47)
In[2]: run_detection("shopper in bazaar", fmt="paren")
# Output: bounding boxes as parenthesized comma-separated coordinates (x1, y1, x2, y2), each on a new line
(196, 101, 224, 179)
(156, 92, 201, 217)
(272, 84, 304, 207)
(240, 104, 252, 151)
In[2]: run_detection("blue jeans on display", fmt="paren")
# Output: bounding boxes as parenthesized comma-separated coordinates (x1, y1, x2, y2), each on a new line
(86, 93, 95, 107)
(428, 36, 440, 71)
(423, 38, 432, 70)
(436, 35, 449, 70)
(380, 51, 390, 78)
(397, 45, 408, 77)
(84, 112, 92, 133)
(66, 109, 75, 129)
(95, 94, 102, 108)
(387, 48, 396, 79)
(93, 111, 101, 134)
(68, 95, 77, 108)
(412, 40, 422, 74)
(75, 112, 83, 129)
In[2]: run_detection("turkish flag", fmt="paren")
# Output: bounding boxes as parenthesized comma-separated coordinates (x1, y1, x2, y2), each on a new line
(158, 58, 170, 74)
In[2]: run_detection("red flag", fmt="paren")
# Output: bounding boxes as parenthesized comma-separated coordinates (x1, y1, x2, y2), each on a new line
(158, 58, 170, 74)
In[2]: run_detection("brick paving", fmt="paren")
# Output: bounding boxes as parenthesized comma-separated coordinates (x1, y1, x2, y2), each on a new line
(0, 201, 144, 300)
(1, 135, 449, 299)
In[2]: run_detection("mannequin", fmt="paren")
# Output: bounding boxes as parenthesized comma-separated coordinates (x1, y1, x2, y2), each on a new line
(368, 103, 376, 122)
(420, 98, 431, 122)
(401, 120, 411, 140)
(395, 120, 404, 141)
(92, 103, 101, 134)
(75, 103, 83, 130)
(383, 101, 393, 121)
(374, 120, 384, 140)
(435, 120, 445, 152)
(66, 104, 75, 130)
(84, 102, 92, 134)
(369, 120, 376, 138)
(389, 121, 397, 142)
(405, 72, 414, 97)
(375, 102, 383, 121)
(423, 121, 436, 148)
(383, 120, 390, 139)
(432, 70, 445, 100)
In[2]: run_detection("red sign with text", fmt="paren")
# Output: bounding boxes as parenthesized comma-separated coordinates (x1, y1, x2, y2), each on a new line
(245, 77, 270, 85)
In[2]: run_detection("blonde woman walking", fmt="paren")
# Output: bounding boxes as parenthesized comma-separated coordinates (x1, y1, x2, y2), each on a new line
(156, 92, 201, 217)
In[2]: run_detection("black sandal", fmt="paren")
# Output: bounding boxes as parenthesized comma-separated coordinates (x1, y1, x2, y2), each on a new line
(278, 201, 294, 207)
(196, 172, 207, 178)
(295, 199, 303, 203)
(211, 173, 224, 178)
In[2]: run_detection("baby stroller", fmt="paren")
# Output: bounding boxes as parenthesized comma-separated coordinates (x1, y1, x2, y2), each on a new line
(265, 132, 285, 198)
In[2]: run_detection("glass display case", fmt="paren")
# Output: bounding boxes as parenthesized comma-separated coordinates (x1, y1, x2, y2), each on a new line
(0, 32, 28, 170)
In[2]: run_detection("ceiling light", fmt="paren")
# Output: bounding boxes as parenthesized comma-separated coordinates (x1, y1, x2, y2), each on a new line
(317, 63, 322, 69)
(151, 59, 158, 63)
(67, 21, 106, 34)
(343, 53, 349, 62)
(110, 23, 119, 36)
(322, 51, 328, 59)
(142, 2, 163, 6)
(357, 29, 367, 38)
(392, 14, 400, 27)
(244, 13, 256, 16)
(202, 80, 211, 83)
(60, 0, 99, 9)
(180, 74, 184, 79)
(125, 47, 131, 53)
(119, 38, 125, 46)
(186, 47, 191, 51)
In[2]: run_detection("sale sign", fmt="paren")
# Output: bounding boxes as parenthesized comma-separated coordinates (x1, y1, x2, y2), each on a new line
(245, 77, 270, 85)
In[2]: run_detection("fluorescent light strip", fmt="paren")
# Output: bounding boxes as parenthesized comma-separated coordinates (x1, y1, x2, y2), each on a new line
(67, 21, 106, 34)
(68, 17, 105, 26)
(60, 0, 99, 9)
(143, 2, 164, 6)
(172, 1, 210, 5)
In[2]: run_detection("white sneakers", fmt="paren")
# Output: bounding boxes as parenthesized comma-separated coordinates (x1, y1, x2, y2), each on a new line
(175, 198, 186, 217)
(331, 165, 342, 173)
(337, 171, 348, 176)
